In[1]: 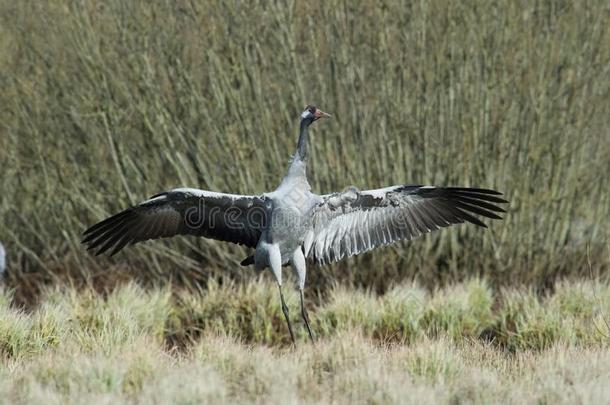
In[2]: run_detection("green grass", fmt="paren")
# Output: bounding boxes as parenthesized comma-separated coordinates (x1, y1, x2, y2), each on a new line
(0, 0, 608, 297)
(0, 279, 609, 404)
(2, 279, 609, 353)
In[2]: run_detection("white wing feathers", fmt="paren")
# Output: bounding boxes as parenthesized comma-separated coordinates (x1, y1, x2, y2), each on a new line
(307, 185, 507, 265)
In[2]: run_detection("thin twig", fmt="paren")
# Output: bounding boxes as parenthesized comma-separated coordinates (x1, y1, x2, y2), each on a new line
(587, 244, 610, 339)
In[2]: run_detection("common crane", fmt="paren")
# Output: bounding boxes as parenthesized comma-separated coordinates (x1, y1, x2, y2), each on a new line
(83, 105, 508, 344)
(0, 243, 5, 279)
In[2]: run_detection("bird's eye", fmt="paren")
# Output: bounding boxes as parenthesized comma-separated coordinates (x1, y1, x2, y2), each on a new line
(308, 106, 316, 114)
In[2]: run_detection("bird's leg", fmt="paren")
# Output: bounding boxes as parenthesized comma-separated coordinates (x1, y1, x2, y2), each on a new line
(290, 247, 314, 343)
(279, 284, 296, 345)
(267, 243, 295, 345)
(300, 288, 315, 343)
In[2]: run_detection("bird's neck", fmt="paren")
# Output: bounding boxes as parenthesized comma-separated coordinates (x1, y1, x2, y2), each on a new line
(285, 118, 313, 181)
(296, 118, 312, 161)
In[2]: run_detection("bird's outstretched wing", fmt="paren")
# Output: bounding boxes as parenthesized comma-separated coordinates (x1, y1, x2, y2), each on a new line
(82, 188, 268, 256)
(306, 185, 508, 265)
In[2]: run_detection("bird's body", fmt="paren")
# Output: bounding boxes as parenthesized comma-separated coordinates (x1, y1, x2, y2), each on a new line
(258, 161, 316, 261)
(0, 242, 6, 279)
(83, 105, 508, 344)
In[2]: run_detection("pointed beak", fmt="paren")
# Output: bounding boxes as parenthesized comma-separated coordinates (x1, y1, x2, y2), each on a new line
(314, 109, 332, 119)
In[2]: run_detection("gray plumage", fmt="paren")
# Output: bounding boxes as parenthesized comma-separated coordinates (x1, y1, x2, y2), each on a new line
(83, 190, 266, 256)
(307, 185, 506, 265)
(0, 242, 5, 278)
(83, 105, 508, 344)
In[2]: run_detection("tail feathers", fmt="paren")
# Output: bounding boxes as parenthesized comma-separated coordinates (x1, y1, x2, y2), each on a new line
(240, 255, 255, 266)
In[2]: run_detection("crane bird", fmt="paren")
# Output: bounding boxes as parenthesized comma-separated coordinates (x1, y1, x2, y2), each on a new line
(0, 242, 5, 279)
(83, 105, 508, 344)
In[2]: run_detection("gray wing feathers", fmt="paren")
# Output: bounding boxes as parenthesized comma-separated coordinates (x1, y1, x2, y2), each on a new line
(308, 185, 508, 265)
(83, 189, 266, 256)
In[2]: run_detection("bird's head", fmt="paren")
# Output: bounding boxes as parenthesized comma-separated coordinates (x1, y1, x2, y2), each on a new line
(300, 105, 331, 126)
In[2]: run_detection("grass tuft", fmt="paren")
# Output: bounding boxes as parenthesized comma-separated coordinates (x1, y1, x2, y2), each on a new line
(0, 279, 608, 403)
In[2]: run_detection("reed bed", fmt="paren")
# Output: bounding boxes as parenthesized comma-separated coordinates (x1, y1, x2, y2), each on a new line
(0, 0, 608, 296)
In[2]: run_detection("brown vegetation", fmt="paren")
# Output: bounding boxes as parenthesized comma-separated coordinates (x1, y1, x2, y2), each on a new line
(0, 0, 608, 298)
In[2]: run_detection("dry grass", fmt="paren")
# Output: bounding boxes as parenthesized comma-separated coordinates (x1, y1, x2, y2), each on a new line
(4, 336, 610, 404)
(0, 279, 609, 404)
(0, 0, 608, 298)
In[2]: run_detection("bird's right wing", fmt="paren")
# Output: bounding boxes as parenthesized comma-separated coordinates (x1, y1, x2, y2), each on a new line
(82, 188, 268, 256)
(306, 185, 508, 265)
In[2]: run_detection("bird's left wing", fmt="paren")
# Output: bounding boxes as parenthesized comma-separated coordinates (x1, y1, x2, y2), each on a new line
(306, 185, 508, 265)
(82, 188, 268, 256)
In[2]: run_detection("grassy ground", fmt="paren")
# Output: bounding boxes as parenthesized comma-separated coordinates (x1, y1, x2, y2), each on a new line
(0, 0, 609, 297)
(1, 279, 609, 404)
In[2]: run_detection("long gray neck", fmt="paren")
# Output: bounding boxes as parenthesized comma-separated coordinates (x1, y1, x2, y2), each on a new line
(296, 118, 313, 161)
(283, 118, 314, 183)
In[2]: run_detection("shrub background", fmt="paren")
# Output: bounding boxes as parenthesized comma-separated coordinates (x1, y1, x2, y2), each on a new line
(0, 0, 608, 298)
